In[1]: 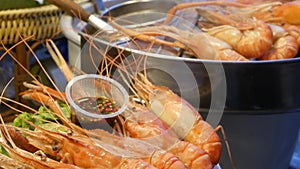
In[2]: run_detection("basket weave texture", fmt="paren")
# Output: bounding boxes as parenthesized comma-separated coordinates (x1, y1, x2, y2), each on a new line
(0, 0, 89, 44)
(0, 5, 62, 44)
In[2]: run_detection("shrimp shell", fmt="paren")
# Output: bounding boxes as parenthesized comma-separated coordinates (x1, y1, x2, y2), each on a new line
(86, 128, 188, 169)
(259, 23, 299, 60)
(133, 75, 222, 165)
(252, 1, 300, 25)
(205, 20, 273, 58)
(20, 92, 185, 168)
(16, 126, 156, 169)
(260, 35, 298, 60)
(0, 135, 80, 169)
(122, 102, 213, 169)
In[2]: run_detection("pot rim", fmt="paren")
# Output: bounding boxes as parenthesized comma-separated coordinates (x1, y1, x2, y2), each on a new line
(81, 30, 300, 65)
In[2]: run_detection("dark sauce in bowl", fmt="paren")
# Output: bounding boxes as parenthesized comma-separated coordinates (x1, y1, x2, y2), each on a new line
(75, 96, 119, 115)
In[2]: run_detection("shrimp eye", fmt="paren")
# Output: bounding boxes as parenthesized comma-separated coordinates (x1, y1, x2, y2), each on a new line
(52, 145, 58, 151)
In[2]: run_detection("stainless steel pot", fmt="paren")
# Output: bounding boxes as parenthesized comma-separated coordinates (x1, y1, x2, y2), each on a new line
(79, 26, 300, 169)
(57, 1, 300, 169)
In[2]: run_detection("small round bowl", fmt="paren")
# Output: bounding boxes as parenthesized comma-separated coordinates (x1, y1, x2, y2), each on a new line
(65, 74, 129, 120)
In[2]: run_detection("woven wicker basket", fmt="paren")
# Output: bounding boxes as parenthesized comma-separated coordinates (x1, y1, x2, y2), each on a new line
(0, 0, 89, 44)
(0, 6, 62, 44)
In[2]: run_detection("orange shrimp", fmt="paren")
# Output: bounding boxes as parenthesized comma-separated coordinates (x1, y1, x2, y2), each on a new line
(204, 20, 273, 59)
(122, 102, 181, 149)
(11, 123, 156, 169)
(85, 128, 188, 169)
(121, 101, 213, 169)
(169, 141, 213, 169)
(235, 0, 277, 5)
(196, 7, 274, 59)
(108, 19, 247, 61)
(132, 74, 222, 165)
(1, 94, 155, 169)
(282, 24, 300, 47)
(260, 35, 298, 60)
(109, 21, 219, 60)
(0, 123, 81, 169)
(173, 1, 300, 26)
(23, 81, 67, 101)
(161, 0, 300, 60)
(205, 35, 249, 61)
(19, 88, 187, 169)
(250, 1, 300, 25)
(260, 24, 299, 60)
(0, 142, 81, 169)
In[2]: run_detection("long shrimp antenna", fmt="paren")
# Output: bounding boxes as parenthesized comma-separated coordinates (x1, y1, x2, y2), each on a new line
(75, 29, 151, 84)
(19, 35, 66, 100)
(1, 35, 69, 112)
(0, 75, 14, 99)
(0, 115, 17, 149)
(46, 39, 74, 82)
(117, 69, 139, 97)
(0, 35, 34, 60)
(0, 97, 37, 114)
(215, 125, 235, 169)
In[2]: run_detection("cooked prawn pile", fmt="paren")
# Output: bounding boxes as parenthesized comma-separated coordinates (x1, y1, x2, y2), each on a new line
(107, 0, 300, 61)
(2, 1, 299, 169)
(0, 37, 226, 169)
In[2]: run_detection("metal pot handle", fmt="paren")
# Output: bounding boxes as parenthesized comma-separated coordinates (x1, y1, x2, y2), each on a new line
(47, 0, 114, 31)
